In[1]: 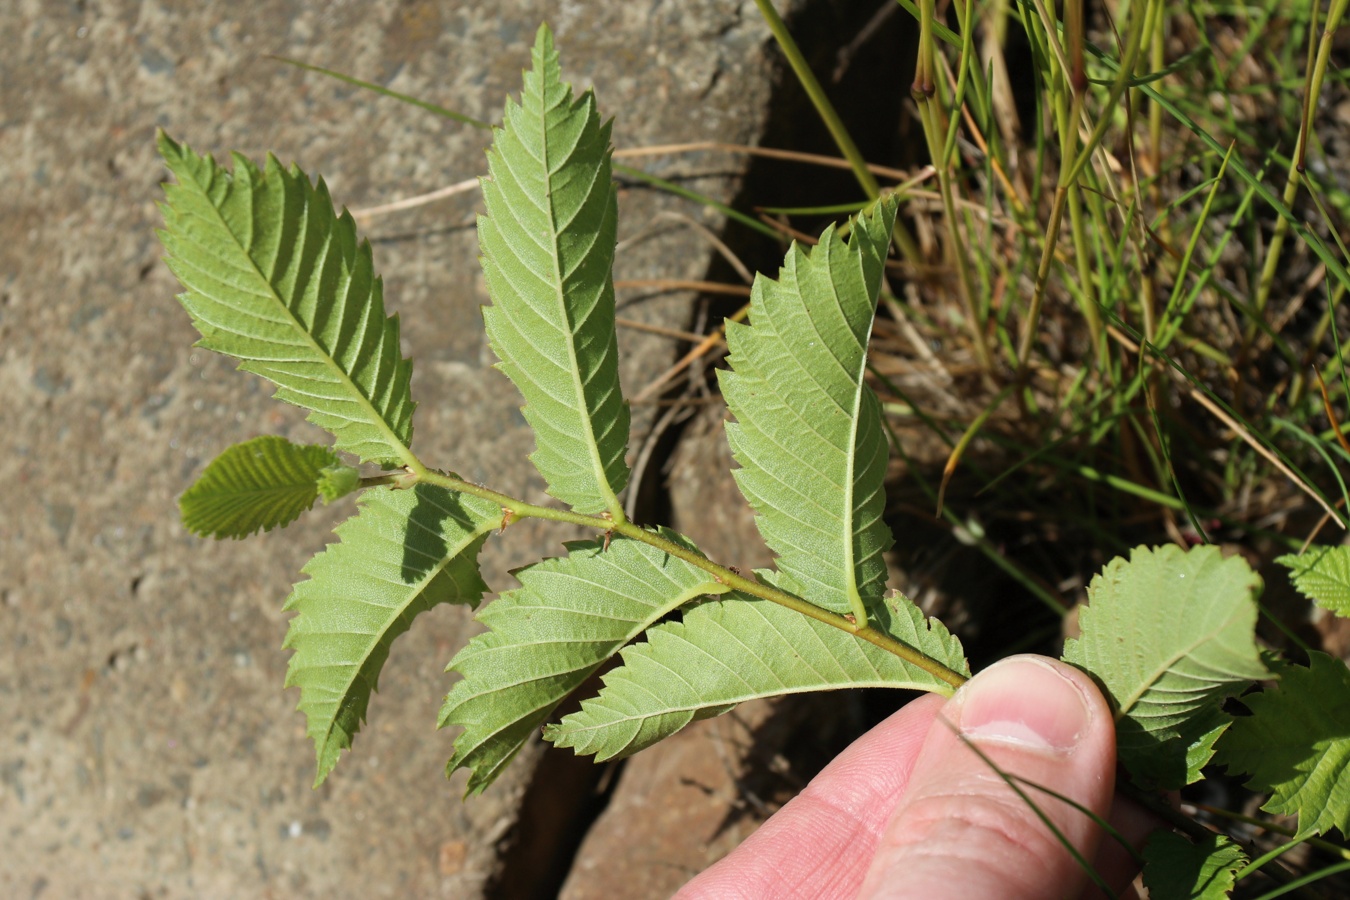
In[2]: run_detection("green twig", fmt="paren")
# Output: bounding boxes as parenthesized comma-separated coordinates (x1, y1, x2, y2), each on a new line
(412, 466, 969, 690)
(752, 0, 921, 263)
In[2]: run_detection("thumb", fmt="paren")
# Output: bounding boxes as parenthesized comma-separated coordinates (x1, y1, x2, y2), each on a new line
(857, 655, 1116, 900)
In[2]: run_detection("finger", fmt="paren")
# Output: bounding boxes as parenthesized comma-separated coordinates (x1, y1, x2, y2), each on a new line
(1083, 792, 1163, 899)
(856, 656, 1116, 900)
(676, 693, 947, 900)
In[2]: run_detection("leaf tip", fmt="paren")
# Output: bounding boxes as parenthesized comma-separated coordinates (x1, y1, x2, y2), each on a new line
(155, 128, 179, 161)
(318, 463, 361, 503)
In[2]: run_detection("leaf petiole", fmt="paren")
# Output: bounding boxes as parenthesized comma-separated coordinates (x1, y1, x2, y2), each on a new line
(412, 466, 968, 690)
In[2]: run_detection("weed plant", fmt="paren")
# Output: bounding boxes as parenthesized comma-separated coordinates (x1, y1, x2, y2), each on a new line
(154, 2, 1350, 895)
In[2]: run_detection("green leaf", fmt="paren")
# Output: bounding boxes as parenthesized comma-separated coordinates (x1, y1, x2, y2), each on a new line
(1217, 652, 1350, 838)
(180, 435, 340, 539)
(719, 197, 899, 619)
(1062, 545, 1266, 789)
(1141, 831, 1246, 900)
(283, 484, 498, 786)
(157, 131, 416, 467)
(1183, 706, 1232, 784)
(547, 592, 968, 761)
(1278, 545, 1350, 617)
(440, 531, 728, 795)
(317, 463, 362, 503)
(477, 25, 629, 517)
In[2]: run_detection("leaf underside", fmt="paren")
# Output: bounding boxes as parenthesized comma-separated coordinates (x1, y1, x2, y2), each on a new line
(1217, 652, 1350, 838)
(547, 590, 968, 761)
(1141, 831, 1246, 900)
(180, 435, 341, 538)
(157, 131, 415, 467)
(478, 25, 629, 516)
(283, 484, 498, 786)
(1062, 545, 1266, 789)
(440, 531, 727, 795)
(719, 197, 900, 618)
(1278, 545, 1350, 617)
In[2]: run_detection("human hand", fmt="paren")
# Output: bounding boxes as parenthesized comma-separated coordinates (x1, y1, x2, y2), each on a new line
(679, 655, 1154, 899)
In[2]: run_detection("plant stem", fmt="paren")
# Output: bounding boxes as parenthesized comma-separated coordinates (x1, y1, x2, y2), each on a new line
(1251, 0, 1349, 327)
(914, 0, 995, 372)
(413, 465, 969, 690)
(751, 0, 922, 264)
(1019, 0, 1156, 371)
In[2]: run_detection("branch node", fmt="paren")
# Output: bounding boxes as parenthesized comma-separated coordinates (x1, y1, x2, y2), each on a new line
(598, 511, 614, 550)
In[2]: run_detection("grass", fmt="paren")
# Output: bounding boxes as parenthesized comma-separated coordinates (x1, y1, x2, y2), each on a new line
(806, 2, 1350, 891)
(821, 0, 1350, 609)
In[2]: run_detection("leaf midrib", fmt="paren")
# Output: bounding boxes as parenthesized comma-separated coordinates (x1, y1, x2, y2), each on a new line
(1115, 604, 1248, 718)
(317, 516, 496, 753)
(832, 239, 875, 618)
(530, 74, 621, 519)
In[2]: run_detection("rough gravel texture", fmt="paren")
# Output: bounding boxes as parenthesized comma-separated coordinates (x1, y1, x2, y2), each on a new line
(0, 2, 779, 896)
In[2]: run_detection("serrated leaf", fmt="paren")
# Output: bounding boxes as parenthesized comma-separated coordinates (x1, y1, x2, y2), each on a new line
(477, 25, 629, 516)
(283, 484, 497, 786)
(547, 592, 968, 761)
(1142, 831, 1246, 900)
(157, 131, 415, 467)
(1278, 545, 1350, 617)
(180, 435, 340, 538)
(440, 531, 728, 795)
(718, 197, 899, 618)
(1217, 652, 1350, 838)
(1062, 545, 1266, 789)
(1183, 706, 1232, 785)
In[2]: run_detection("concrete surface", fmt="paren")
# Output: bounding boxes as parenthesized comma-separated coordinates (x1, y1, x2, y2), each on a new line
(0, 1, 782, 896)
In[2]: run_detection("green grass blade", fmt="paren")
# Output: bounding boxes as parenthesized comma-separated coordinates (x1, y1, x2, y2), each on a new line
(157, 132, 416, 467)
(478, 25, 630, 517)
(270, 56, 491, 129)
(278, 48, 784, 243)
(1091, 48, 1350, 293)
(283, 484, 498, 786)
(720, 197, 899, 623)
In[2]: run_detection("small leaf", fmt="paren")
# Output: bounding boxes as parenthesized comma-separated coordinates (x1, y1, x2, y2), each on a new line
(720, 197, 899, 619)
(1183, 706, 1232, 786)
(441, 531, 727, 795)
(180, 435, 339, 538)
(158, 132, 416, 467)
(1217, 652, 1350, 838)
(477, 25, 629, 517)
(1062, 545, 1266, 789)
(1141, 831, 1246, 900)
(547, 592, 968, 761)
(284, 484, 498, 786)
(1278, 545, 1350, 617)
(317, 463, 361, 503)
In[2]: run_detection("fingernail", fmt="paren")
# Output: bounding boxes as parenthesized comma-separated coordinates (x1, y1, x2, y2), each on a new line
(956, 657, 1092, 753)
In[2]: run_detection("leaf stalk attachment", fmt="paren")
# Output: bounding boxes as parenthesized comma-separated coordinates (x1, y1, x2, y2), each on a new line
(411, 467, 968, 690)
